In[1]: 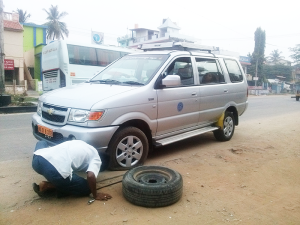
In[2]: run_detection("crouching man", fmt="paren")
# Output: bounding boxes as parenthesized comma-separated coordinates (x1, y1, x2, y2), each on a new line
(32, 140, 112, 201)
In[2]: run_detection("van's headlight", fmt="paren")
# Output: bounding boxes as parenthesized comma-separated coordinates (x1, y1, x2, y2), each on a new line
(37, 101, 43, 116)
(68, 109, 104, 123)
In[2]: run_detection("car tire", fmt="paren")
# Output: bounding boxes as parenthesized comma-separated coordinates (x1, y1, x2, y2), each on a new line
(122, 166, 183, 208)
(108, 127, 149, 171)
(296, 96, 299, 101)
(213, 111, 235, 141)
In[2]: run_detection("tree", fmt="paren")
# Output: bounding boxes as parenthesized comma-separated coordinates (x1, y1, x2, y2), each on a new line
(248, 27, 266, 85)
(43, 5, 69, 40)
(263, 64, 292, 81)
(289, 44, 300, 65)
(267, 49, 285, 64)
(14, 9, 31, 23)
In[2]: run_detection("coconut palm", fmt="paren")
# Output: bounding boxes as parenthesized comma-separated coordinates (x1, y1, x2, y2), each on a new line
(15, 9, 31, 23)
(267, 49, 285, 64)
(43, 5, 69, 40)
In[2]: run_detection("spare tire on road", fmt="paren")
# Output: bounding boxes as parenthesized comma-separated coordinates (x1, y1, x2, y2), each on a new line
(122, 166, 183, 208)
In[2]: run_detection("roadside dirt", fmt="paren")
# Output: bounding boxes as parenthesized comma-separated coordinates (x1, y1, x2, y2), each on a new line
(1, 110, 300, 225)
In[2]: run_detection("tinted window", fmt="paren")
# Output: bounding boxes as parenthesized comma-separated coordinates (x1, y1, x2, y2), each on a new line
(67, 45, 97, 66)
(165, 57, 194, 86)
(196, 58, 225, 84)
(67, 44, 129, 67)
(96, 49, 121, 67)
(224, 59, 243, 82)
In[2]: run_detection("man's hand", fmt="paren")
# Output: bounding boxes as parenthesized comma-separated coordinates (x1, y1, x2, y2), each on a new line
(95, 192, 112, 201)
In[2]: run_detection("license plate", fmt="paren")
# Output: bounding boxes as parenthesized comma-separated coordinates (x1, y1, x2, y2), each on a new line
(37, 125, 53, 138)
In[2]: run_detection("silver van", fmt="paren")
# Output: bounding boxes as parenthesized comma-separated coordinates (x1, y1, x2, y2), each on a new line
(32, 42, 248, 170)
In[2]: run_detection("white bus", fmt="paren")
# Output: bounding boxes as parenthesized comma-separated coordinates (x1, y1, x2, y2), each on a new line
(41, 40, 139, 92)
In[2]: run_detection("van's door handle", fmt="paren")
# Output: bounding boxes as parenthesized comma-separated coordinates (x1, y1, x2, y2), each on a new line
(224, 89, 228, 93)
(191, 92, 197, 96)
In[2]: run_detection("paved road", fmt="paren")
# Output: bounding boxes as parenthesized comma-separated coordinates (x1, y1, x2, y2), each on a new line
(240, 94, 299, 122)
(0, 95, 298, 162)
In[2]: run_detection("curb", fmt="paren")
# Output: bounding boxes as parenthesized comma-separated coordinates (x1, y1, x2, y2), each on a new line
(0, 106, 37, 114)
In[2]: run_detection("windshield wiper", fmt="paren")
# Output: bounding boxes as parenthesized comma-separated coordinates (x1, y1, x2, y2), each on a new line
(122, 81, 144, 85)
(90, 79, 121, 84)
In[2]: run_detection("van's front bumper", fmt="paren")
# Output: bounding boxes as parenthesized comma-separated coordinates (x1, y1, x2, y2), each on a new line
(32, 113, 119, 152)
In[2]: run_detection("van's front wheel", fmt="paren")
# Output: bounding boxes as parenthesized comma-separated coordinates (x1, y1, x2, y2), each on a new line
(108, 127, 149, 171)
(214, 111, 235, 142)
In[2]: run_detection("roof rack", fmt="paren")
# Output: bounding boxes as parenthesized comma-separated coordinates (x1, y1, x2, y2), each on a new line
(140, 42, 219, 53)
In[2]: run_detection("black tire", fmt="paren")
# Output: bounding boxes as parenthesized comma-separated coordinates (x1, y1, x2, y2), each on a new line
(296, 96, 299, 101)
(122, 166, 183, 208)
(214, 111, 235, 141)
(108, 127, 149, 171)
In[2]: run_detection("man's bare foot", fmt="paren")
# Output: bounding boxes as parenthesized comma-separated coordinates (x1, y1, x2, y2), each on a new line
(95, 192, 112, 201)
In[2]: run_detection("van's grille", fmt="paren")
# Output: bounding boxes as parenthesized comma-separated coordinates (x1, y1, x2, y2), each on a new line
(42, 111, 65, 123)
(41, 103, 69, 125)
(43, 103, 68, 112)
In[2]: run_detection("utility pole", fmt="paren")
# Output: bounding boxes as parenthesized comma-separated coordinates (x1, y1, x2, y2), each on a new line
(255, 58, 258, 95)
(0, 0, 5, 95)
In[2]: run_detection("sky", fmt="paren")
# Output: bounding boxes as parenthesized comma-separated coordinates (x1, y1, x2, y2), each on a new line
(3, 0, 300, 62)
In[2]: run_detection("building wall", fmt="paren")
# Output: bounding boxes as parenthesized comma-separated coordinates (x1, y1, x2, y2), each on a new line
(4, 30, 24, 84)
(24, 49, 35, 67)
(23, 26, 34, 52)
(4, 30, 23, 59)
(34, 56, 42, 81)
(36, 28, 44, 45)
(23, 24, 47, 81)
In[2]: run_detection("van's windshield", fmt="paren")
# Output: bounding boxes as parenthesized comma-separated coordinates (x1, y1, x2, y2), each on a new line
(90, 54, 169, 85)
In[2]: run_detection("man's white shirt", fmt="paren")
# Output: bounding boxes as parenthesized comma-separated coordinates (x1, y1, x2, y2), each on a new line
(34, 140, 102, 180)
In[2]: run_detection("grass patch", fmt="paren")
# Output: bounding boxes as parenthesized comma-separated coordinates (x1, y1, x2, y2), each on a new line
(9, 94, 38, 106)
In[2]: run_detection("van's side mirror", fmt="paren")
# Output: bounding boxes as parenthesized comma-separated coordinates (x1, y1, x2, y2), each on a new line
(162, 75, 181, 87)
(155, 74, 181, 89)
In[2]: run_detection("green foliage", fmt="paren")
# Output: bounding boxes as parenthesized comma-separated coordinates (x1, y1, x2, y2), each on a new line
(14, 9, 31, 23)
(263, 64, 292, 81)
(267, 49, 285, 64)
(248, 27, 266, 82)
(289, 44, 300, 64)
(43, 5, 69, 40)
(8, 94, 38, 106)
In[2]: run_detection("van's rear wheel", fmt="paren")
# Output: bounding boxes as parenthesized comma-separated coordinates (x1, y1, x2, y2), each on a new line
(214, 111, 235, 141)
(108, 127, 149, 171)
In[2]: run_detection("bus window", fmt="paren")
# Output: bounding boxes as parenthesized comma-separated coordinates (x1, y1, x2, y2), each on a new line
(67, 45, 97, 66)
(97, 49, 122, 66)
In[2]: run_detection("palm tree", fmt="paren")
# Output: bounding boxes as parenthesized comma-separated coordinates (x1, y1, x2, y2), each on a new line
(15, 9, 31, 23)
(267, 49, 285, 64)
(43, 5, 69, 40)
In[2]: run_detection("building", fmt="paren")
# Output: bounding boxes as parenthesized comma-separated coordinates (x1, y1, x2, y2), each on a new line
(23, 23, 47, 82)
(3, 12, 47, 94)
(117, 18, 197, 48)
(3, 12, 24, 87)
(239, 55, 251, 75)
(117, 18, 250, 76)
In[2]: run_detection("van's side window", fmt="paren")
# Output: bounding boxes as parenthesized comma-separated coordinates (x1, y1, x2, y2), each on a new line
(165, 57, 194, 86)
(224, 59, 243, 82)
(196, 58, 225, 84)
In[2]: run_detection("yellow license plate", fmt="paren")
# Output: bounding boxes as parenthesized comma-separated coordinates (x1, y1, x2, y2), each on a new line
(37, 125, 53, 137)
